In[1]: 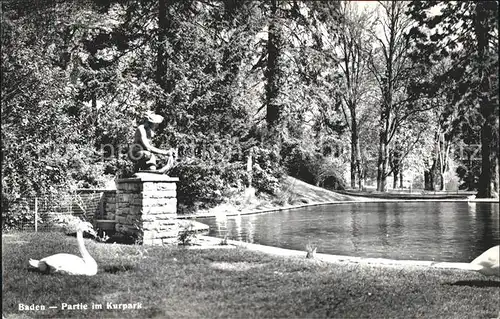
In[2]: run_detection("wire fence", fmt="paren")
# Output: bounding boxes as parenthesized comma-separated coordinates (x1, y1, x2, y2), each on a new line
(2, 190, 110, 232)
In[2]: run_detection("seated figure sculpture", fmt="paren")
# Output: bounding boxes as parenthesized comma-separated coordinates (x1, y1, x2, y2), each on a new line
(129, 112, 177, 174)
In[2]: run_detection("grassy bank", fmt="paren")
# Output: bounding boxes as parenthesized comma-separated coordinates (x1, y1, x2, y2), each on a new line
(336, 189, 480, 200)
(190, 176, 372, 217)
(3, 232, 499, 318)
(190, 176, 487, 218)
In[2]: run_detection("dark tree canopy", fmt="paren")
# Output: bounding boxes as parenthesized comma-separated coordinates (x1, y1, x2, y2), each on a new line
(1, 0, 498, 222)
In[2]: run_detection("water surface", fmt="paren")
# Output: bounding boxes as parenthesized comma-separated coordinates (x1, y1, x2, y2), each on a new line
(200, 202, 500, 262)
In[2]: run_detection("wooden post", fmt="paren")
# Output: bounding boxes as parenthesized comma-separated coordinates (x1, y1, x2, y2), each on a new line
(34, 197, 38, 232)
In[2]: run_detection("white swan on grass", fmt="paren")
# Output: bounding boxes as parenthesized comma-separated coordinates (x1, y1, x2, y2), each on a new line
(28, 221, 98, 276)
(432, 245, 499, 277)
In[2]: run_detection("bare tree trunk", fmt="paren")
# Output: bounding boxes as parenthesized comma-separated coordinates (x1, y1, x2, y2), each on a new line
(376, 1, 394, 192)
(466, 155, 475, 191)
(376, 130, 388, 191)
(390, 148, 402, 189)
(338, 2, 370, 191)
(157, 0, 167, 89)
(399, 168, 404, 188)
(475, 2, 498, 198)
(425, 159, 439, 191)
(376, 97, 390, 192)
(265, 0, 284, 139)
(356, 139, 363, 190)
(424, 170, 432, 190)
(372, 1, 416, 193)
(350, 152, 356, 189)
(350, 107, 362, 189)
(431, 159, 440, 190)
(437, 158, 445, 191)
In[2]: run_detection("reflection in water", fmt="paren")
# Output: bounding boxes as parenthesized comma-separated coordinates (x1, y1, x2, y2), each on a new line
(202, 202, 500, 262)
(246, 214, 256, 243)
(468, 202, 477, 216)
(350, 210, 361, 253)
(378, 206, 389, 247)
(233, 215, 242, 240)
(224, 214, 257, 243)
(475, 203, 497, 258)
(214, 213, 227, 238)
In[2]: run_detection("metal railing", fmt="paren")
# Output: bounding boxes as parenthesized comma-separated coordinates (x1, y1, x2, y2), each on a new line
(2, 191, 106, 232)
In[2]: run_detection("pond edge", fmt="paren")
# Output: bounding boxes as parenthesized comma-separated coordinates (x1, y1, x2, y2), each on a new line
(198, 235, 481, 271)
(179, 198, 499, 219)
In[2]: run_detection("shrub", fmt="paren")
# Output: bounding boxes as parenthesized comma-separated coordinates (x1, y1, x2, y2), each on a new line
(281, 142, 347, 190)
(170, 144, 285, 209)
(107, 150, 137, 179)
(282, 144, 315, 183)
(253, 165, 281, 195)
(170, 159, 239, 209)
(250, 146, 285, 195)
(281, 142, 322, 184)
(178, 222, 197, 246)
(220, 162, 249, 191)
(1, 198, 33, 231)
(316, 157, 347, 190)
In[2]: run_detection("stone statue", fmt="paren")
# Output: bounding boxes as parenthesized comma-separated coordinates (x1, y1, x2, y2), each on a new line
(129, 112, 177, 174)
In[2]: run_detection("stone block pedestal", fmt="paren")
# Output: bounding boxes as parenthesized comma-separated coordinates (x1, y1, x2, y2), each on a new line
(115, 174, 179, 245)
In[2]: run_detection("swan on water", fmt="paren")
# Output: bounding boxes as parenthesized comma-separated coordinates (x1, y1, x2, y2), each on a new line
(28, 221, 98, 276)
(432, 245, 499, 277)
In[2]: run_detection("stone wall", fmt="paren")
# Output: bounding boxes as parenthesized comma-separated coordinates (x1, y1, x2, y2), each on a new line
(76, 189, 116, 221)
(115, 174, 179, 245)
(103, 190, 116, 220)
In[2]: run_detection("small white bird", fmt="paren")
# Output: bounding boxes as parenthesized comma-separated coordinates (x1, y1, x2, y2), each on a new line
(432, 245, 499, 277)
(29, 221, 98, 276)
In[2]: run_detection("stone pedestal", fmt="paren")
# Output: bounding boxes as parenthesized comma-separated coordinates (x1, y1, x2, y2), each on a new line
(115, 174, 179, 245)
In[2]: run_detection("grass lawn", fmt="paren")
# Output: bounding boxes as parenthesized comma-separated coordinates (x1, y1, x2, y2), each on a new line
(2, 232, 500, 318)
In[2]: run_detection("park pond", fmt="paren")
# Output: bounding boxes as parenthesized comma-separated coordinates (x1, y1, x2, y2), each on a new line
(200, 201, 499, 262)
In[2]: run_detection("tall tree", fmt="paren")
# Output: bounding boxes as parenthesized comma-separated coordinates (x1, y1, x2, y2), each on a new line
(261, 1, 343, 146)
(265, 0, 284, 137)
(474, 2, 499, 198)
(407, 1, 499, 198)
(336, 1, 375, 189)
(156, 0, 169, 92)
(367, 1, 423, 192)
(1, 1, 114, 202)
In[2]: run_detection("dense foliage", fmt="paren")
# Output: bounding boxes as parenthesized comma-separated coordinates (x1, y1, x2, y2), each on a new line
(1, 0, 498, 224)
(407, 1, 499, 196)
